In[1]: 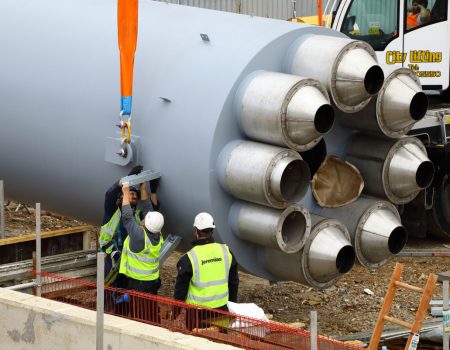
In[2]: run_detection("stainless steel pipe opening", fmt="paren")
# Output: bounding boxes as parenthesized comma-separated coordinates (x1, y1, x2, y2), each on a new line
(229, 202, 311, 253)
(237, 71, 334, 151)
(287, 36, 384, 113)
(217, 140, 310, 208)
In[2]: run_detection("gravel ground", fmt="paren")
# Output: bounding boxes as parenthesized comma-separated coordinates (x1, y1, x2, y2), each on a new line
(3, 201, 450, 344)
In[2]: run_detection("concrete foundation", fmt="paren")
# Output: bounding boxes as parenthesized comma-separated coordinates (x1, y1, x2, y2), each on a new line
(0, 288, 238, 350)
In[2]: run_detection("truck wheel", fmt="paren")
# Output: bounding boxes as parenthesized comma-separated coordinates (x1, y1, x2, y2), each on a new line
(427, 182, 450, 241)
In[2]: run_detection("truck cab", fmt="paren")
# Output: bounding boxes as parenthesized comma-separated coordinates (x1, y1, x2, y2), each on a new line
(329, 0, 449, 94)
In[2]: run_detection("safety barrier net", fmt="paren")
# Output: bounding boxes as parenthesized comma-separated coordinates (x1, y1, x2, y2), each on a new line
(37, 271, 363, 350)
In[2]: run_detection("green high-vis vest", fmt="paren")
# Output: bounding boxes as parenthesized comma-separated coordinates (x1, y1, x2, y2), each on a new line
(186, 243, 232, 308)
(119, 229, 163, 281)
(98, 208, 140, 254)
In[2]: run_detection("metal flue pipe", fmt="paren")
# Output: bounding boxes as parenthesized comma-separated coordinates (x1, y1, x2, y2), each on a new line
(314, 196, 408, 268)
(285, 36, 384, 113)
(229, 202, 311, 253)
(265, 215, 355, 289)
(337, 68, 428, 138)
(236, 71, 334, 151)
(217, 140, 310, 209)
(346, 135, 434, 204)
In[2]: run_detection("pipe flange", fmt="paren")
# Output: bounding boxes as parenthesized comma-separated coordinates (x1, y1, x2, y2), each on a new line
(264, 150, 307, 209)
(280, 78, 331, 151)
(354, 201, 399, 268)
(330, 41, 378, 113)
(302, 219, 350, 290)
(276, 204, 312, 253)
(381, 136, 427, 204)
(376, 68, 422, 138)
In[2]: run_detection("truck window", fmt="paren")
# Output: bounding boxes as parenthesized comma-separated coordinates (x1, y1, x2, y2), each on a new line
(405, 0, 448, 31)
(340, 0, 399, 51)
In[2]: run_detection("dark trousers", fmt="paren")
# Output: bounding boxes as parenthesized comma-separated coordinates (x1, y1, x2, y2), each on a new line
(128, 277, 161, 323)
(104, 255, 129, 314)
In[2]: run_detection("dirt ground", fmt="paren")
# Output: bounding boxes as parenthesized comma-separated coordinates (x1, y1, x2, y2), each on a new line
(3, 201, 450, 341)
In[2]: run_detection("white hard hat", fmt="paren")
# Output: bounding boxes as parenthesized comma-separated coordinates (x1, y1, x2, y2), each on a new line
(144, 211, 164, 233)
(193, 212, 215, 230)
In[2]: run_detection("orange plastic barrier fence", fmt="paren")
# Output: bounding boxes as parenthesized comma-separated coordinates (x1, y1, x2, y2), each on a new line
(37, 271, 363, 350)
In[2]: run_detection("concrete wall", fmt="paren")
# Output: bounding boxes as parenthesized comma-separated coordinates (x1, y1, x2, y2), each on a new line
(0, 288, 238, 350)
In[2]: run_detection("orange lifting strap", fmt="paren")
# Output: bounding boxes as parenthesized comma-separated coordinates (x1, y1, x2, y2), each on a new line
(118, 0, 138, 117)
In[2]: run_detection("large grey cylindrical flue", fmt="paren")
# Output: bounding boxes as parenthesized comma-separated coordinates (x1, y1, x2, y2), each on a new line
(1, 0, 385, 285)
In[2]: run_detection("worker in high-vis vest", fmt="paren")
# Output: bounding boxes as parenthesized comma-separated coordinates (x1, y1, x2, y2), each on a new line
(174, 212, 239, 329)
(99, 165, 160, 288)
(119, 183, 164, 295)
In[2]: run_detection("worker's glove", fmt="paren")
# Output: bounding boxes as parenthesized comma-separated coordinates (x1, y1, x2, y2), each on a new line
(128, 165, 143, 176)
(150, 177, 160, 193)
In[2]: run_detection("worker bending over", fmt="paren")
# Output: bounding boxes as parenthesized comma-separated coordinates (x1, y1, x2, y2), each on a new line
(99, 165, 160, 288)
(174, 212, 239, 329)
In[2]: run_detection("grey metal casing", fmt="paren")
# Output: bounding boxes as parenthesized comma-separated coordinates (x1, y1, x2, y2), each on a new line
(0, 0, 347, 280)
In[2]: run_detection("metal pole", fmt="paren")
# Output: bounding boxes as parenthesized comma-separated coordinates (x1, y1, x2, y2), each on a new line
(310, 310, 318, 350)
(96, 252, 105, 350)
(444, 280, 449, 350)
(0, 180, 4, 239)
(36, 203, 42, 297)
(5, 281, 37, 291)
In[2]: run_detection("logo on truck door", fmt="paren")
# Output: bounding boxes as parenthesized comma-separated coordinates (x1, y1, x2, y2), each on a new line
(386, 50, 442, 77)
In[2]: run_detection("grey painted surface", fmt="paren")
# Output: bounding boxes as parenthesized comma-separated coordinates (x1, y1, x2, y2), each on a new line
(0, 0, 344, 280)
(152, 0, 318, 19)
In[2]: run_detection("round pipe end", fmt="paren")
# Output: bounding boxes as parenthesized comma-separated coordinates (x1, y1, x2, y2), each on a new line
(357, 201, 406, 268)
(279, 206, 311, 253)
(385, 138, 434, 204)
(336, 245, 355, 274)
(376, 68, 427, 137)
(410, 92, 428, 121)
(314, 104, 335, 134)
(230, 202, 311, 253)
(388, 226, 408, 254)
(364, 65, 384, 95)
(271, 156, 310, 203)
(416, 160, 434, 189)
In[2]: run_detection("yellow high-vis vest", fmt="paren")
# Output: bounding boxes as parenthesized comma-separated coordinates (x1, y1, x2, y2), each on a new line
(119, 229, 163, 281)
(98, 208, 140, 254)
(186, 243, 232, 308)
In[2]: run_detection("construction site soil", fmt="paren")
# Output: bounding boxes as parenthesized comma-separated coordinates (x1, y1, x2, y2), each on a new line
(3, 202, 450, 344)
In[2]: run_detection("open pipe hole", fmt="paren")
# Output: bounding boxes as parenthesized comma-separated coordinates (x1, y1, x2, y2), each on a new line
(410, 92, 428, 121)
(279, 159, 310, 202)
(336, 245, 355, 274)
(281, 211, 306, 246)
(299, 138, 327, 178)
(416, 161, 434, 189)
(364, 65, 384, 95)
(314, 104, 335, 134)
(388, 226, 408, 254)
